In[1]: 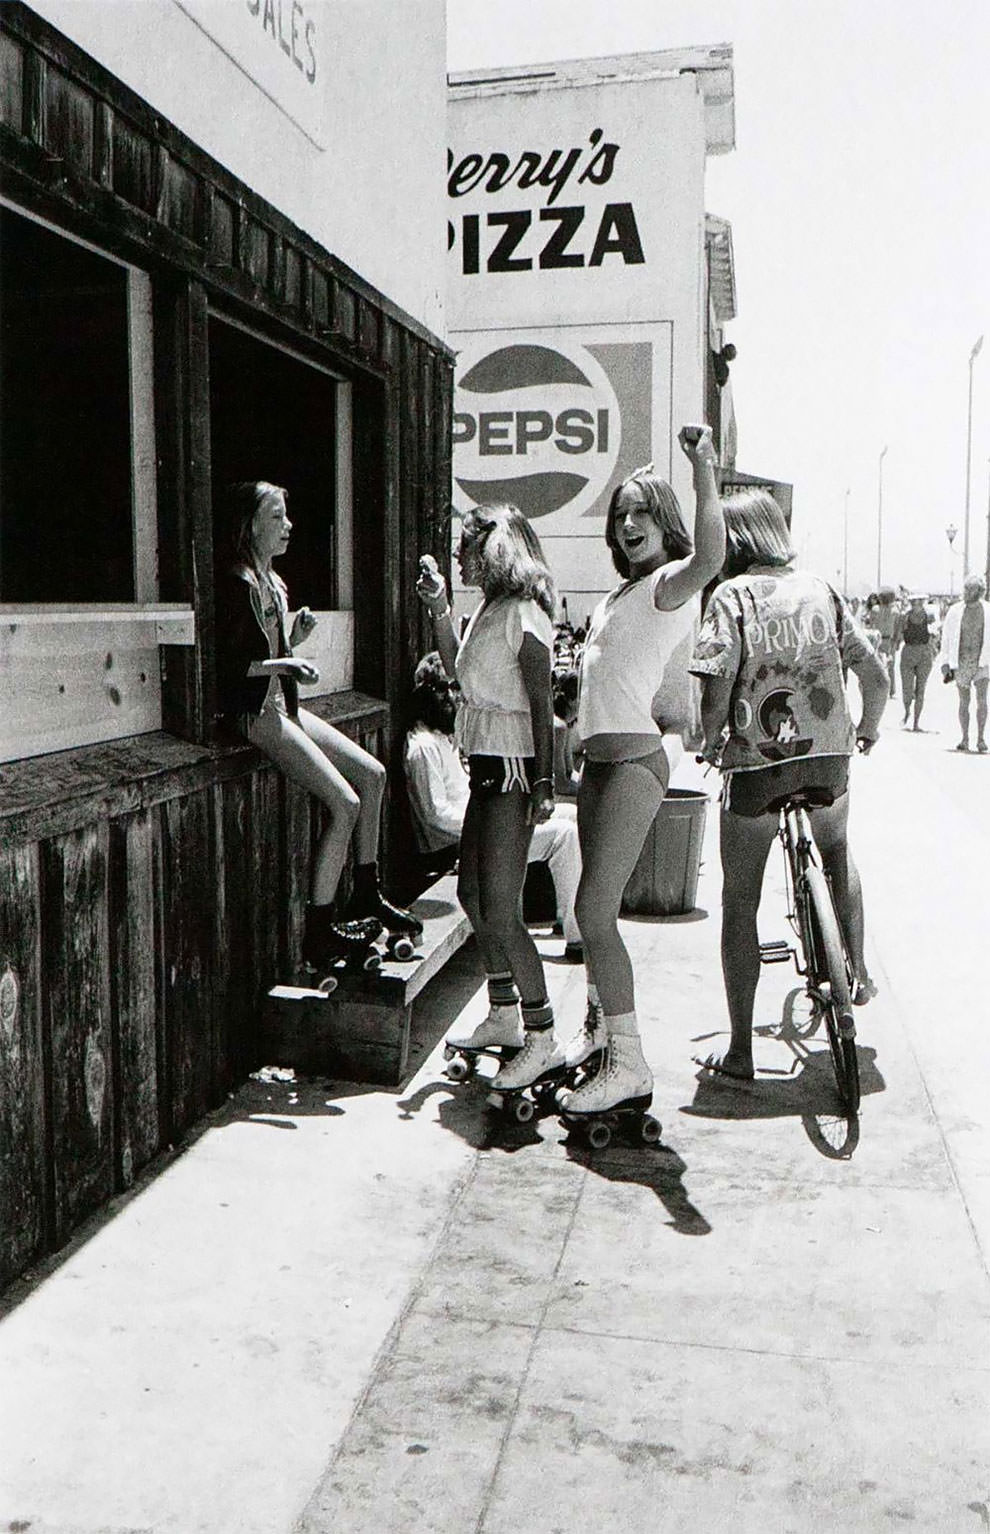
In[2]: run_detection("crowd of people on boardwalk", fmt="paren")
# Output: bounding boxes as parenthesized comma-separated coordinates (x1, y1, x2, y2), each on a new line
(217, 438, 990, 1126)
(853, 580, 990, 749)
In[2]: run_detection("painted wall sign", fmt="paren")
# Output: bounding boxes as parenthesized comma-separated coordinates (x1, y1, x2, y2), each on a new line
(451, 324, 669, 545)
(173, 0, 327, 146)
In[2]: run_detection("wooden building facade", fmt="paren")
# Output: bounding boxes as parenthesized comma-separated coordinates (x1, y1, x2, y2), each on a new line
(0, 3, 453, 1290)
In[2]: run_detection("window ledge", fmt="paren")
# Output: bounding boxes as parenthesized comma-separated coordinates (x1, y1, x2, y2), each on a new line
(0, 690, 388, 845)
(0, 604, 196, 644)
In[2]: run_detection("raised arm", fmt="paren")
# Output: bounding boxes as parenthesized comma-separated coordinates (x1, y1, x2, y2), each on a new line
(416, 554, 459, 677)
(654, 424, 726, 612)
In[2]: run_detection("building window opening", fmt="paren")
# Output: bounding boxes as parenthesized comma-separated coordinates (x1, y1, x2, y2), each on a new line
(0, 204, 135, 601)
(209, 317, 337, 609)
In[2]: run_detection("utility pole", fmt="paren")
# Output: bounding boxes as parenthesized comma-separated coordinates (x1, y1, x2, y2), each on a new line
(876, 447, 887, 588)
(964, 335, 983, 576)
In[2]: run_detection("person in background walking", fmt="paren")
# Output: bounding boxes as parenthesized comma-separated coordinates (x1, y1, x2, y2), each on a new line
(416, 507, 564, 1092)
(690, 490, 888, 1082)
(556, 427, 725, 1125)
(214, 481, 420, 972)
(895, 593, 936, 730)
(864, 586, 899, 697)
(939, 575, 990, 753)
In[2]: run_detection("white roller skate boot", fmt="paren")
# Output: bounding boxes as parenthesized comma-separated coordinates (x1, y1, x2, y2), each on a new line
(557, 1016, 661, 1148)
(562, 997, 607, 1073)
(443, 1004, 523, 1082)
(446, 1004, 523, 1053)
(489, 1025, 565, 1094)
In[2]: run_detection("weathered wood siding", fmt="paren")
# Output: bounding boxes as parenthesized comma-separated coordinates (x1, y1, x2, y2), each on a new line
(0, 705, 384, 1291)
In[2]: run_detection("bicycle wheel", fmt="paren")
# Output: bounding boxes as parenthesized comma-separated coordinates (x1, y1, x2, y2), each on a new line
(803, 865, 861, 1115)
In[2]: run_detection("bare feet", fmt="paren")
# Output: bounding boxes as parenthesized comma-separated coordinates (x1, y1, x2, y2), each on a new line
(693, 1051, 754, 1083)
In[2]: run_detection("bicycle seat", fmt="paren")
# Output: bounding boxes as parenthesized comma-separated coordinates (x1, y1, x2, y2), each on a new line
(769, 786, 838, 815)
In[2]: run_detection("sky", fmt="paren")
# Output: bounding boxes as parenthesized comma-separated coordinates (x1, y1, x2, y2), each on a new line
(446, 0, 990, 596)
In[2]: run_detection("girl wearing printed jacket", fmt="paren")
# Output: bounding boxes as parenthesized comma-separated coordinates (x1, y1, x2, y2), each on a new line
(416, 505, 563, 1092)
(215, 481, 419, 971)
(556, 427, 726, 1125)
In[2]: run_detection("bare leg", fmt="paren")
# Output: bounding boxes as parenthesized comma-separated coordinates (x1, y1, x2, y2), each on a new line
(575, 761, 664, 1018)
(975, 677, 989, 747)
(899, 651, 913, 722)
(296, 707, 386, 864)
(459, 789, 545, 1003)
(912, 652, 932, 728)
(809, 793, 868, 987)
(458, 792, 510, 977)
(957, 683, 972, 747)
(717, 807, 778, 1076)
(246, 708, 359, 904)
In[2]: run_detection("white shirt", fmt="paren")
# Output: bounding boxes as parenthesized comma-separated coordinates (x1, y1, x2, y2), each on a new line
(404, 727, 470, 852)
(454, 595, 554, 757)
(579, 571, 698, 744)
(939, 598, 990, 671)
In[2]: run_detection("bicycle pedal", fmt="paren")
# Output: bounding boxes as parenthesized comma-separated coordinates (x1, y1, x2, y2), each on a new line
(759, 940, 794, 964)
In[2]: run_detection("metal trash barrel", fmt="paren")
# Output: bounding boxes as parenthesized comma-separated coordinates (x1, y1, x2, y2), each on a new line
(621, 787, 709, 916)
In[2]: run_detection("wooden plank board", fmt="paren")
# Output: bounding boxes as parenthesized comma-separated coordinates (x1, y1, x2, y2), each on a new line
(159, 792, 218, 1140)
(217, 777, 256, 1085)
(261, 874, 471, 1085)
(108, 810, 161, 1187)
(42, 823, 114, 1246)
(0, 841, 47, 1288)
(0, 617, 163, 763)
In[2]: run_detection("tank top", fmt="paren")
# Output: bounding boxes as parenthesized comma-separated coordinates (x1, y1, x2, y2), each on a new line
(579, 570, 698, 745)
(902, 610, 930, 646)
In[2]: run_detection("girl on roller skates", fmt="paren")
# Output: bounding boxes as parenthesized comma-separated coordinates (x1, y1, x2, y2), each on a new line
(215, 481, 420, 972)
(416, 507, 562, 1093)
(558, 427, 725, 1129)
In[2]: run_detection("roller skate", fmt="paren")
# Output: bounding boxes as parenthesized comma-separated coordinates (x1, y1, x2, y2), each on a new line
(557, 1030, 661, 1149)
(560, 997, 607, 1087)
(487, 1025, 569, 1125)
(347, 862, 423, 961)
(303, 906, 384, 989)
(443, 1004, 523, 1084)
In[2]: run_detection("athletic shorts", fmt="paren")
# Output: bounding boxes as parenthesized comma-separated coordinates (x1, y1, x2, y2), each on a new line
(724, 756, 849, 819)
(581, 747, 669, 789)
(468, 753, 534, 795)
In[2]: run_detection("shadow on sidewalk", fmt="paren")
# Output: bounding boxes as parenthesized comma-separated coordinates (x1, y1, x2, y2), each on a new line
(681, 987, 885, 1161)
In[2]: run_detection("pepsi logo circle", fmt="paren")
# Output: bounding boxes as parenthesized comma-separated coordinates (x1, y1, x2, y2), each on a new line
(452, 339, 621, 520)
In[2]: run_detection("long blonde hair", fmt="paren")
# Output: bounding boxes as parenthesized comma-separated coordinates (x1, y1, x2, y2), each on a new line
(461, 503, 556, 618)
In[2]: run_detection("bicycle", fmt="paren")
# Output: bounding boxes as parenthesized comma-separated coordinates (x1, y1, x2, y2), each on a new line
(697, 751, 861, 1116)
(759, 788, 860, 1115)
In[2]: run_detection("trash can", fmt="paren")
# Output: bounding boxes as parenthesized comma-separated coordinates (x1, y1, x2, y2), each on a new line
(621, 787, 709, 917)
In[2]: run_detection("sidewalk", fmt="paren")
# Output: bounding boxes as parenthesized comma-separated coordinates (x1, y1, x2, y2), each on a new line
(2, 754, 989, 1533)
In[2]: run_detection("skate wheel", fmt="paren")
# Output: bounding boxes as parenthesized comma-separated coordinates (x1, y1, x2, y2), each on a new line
(316, 975, 338, 995)
(445, 1055, 470, 1083)
(640, 1115, 662, 1145)
(588, 1121, 611, 1150)
(389, 934, 416, 961)
(362, 951, 382, 973)
(512, 1095, 536, 1124)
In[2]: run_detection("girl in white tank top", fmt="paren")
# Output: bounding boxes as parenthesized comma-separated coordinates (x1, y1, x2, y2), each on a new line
(557, 427, 725, 1127)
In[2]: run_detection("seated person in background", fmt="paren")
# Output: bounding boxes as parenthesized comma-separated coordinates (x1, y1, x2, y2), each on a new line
(404, 652, 584, 960)
(552, 669, 582, 798)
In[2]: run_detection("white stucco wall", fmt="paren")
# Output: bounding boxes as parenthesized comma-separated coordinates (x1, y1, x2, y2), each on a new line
(29, 0, 447, 335)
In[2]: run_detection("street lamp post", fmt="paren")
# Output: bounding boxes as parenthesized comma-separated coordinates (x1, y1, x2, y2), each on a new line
(964, 334, 983, 576)
(876, 447, 888, 588)
(947, 522, 958, 597)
